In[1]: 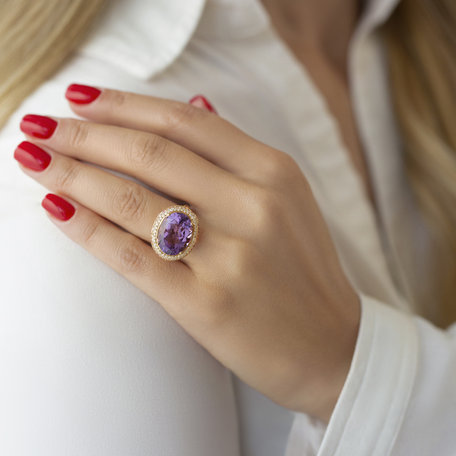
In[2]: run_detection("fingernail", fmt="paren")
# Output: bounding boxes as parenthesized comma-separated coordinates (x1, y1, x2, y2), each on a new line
(189, 95, 217, 114)
(41, 193, 75, 221)
(65, 83, 101, 104)
(14, 141, 51, 171)
(20, 114, 57, 139)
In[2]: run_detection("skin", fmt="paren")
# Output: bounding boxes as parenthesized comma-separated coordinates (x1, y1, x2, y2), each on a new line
(16, 89, 361, 424)
(261, 0, 378, 211)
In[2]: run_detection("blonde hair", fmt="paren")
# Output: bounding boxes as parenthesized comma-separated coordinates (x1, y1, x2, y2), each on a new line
(0, 0, 454, 327)
(0, 0, 106, 124)
(383, 0, 456, 328)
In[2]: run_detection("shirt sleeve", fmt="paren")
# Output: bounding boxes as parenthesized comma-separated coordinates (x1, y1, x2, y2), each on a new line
(285, 292, 456, 456)
(0, 78, 241, 456)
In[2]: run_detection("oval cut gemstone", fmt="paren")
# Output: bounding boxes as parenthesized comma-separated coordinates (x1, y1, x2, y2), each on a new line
(157, 212, 193, 256)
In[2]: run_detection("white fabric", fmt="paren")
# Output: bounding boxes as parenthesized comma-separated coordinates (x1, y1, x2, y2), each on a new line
(0, 0, 455, 455)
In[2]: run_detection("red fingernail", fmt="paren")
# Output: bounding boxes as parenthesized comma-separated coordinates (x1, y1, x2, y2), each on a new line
(20, 114, 57, 139)
(14, 141, 51, 171)
(189, 95, 217, 114)
(65, 83, 101, 104)
(41, 193, 75, 221)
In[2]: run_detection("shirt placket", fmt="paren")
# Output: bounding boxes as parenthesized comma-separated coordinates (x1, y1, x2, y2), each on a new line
(348, 20, 416, 313)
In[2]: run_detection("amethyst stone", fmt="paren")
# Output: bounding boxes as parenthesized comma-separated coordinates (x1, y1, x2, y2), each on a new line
(157, 212, 193, 256)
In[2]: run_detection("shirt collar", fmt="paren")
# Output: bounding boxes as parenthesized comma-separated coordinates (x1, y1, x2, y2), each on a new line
(78, 0, 401, 80)
(78, 0, 206, 80)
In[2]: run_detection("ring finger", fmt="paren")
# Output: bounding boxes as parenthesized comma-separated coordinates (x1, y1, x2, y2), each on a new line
(13, 140, 206, 267)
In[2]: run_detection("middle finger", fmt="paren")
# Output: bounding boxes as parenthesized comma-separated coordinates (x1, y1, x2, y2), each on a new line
(19, 115, 237, 213)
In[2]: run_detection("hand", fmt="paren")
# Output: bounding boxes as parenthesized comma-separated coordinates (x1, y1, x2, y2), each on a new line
(14, 85, 360, 423)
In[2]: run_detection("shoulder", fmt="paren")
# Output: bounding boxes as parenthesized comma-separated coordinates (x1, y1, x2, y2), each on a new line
(0, 0, 206, 128)
(0, 0, 207, 190)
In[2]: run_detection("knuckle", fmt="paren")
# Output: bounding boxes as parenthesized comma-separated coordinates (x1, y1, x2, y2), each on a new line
(79, 219, 101, 247)
(162, 101, 208, 131)
(54, 160, 80, 192)
(107, 90, 127, 110)
(117, 240, 146, 274)
(196, 240, 255, 327)
(260, 150, 300, 186)
(112, 183, 147, 222)
(194, 239, 259, 327)
(247, 187, 283, 233)
(67, 120, 89, 149)
(128, 134, 169, 173)
(226, 239, 256, 279)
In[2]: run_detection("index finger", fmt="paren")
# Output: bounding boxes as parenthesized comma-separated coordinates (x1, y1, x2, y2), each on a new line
(65, 84, 268, 177)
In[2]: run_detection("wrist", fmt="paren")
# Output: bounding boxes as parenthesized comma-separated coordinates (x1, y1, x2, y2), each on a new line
(292, 292, 361, 423)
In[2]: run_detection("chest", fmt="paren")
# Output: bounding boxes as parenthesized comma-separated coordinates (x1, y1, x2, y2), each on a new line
(285, 47, 379, 217)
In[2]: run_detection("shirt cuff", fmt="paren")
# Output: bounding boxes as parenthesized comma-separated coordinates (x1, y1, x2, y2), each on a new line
(318, 293, 419, 455)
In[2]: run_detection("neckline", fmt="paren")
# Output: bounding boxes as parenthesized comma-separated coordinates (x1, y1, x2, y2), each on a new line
(248, 9, 410, 309)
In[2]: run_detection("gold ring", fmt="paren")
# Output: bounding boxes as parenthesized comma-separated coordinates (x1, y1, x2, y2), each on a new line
(150, 205, 199, 261)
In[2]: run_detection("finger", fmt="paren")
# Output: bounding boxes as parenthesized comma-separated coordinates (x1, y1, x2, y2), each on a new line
(65, 85, 269, 177)
(19, 114, 236, 213)
(40, 192, 196, 318)
(15, 140, 175, 245)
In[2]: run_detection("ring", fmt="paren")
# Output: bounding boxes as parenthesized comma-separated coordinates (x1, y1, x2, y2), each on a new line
(150, 204, 199, 261)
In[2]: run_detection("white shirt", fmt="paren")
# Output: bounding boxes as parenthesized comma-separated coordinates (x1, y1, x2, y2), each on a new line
(0, 0, 455, 455)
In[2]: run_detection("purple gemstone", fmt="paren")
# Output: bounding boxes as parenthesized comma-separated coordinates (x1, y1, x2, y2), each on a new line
(157, 212, 193, 256)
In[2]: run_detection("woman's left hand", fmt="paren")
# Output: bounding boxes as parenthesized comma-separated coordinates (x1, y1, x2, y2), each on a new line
(15, 85, 360, 423)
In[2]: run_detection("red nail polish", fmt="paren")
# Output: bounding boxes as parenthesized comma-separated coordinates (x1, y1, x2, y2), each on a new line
(14, 141, 51, 171)
(189, 95, 217, 114)
(41, 193, 75, 221)
(20, 115, 57, 139)
(65, 83, 101, 104)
